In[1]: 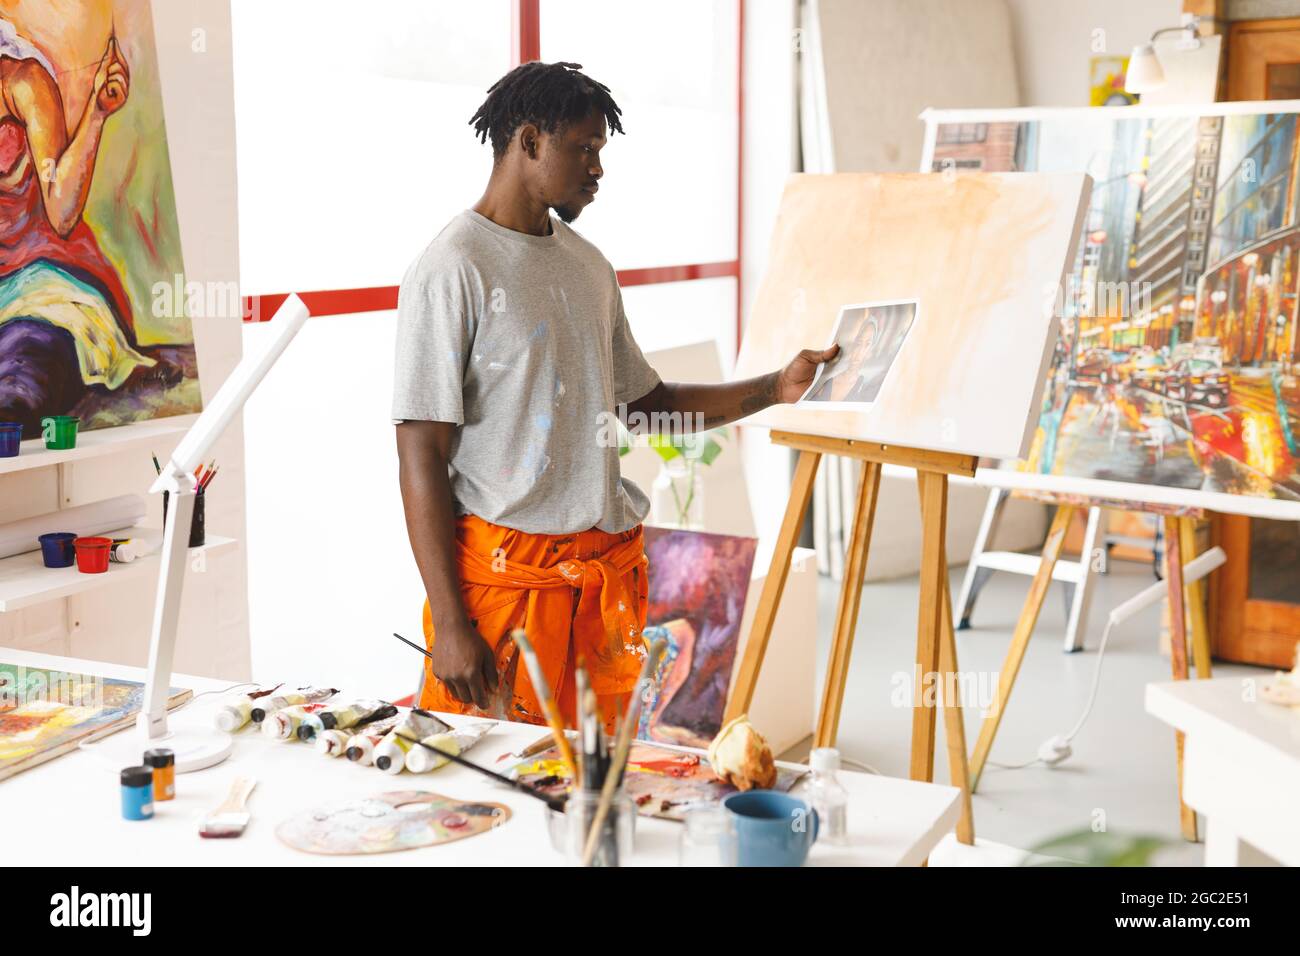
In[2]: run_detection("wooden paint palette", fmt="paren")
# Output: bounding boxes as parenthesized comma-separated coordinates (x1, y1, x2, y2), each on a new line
(276, 790, 510, 855)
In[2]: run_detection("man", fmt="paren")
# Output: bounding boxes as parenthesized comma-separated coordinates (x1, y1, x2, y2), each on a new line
(393, 61, 835, 730)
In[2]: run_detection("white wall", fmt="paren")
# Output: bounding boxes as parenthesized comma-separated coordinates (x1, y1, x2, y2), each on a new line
(1004, 0, 1183, 106)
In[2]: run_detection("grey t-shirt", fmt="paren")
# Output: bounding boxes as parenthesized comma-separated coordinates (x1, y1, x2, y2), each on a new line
(392, 210, 661, 535)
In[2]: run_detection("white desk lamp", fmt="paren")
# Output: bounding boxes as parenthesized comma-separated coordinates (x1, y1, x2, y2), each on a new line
(85, 295, 310, 773)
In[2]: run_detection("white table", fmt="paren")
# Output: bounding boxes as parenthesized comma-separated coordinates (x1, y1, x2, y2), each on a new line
(1146, 678, 1300, 866)
(0, 649, 960, 866)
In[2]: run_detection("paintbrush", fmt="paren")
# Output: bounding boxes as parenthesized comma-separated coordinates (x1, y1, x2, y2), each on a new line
(509, 629, 577, 778)
(581, 637, 668, 866)
(393, 733, 566, 812)
(199, 776, 257, 839)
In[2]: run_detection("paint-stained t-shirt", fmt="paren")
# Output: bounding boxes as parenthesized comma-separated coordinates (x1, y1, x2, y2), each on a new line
(392, 209, 662, 534)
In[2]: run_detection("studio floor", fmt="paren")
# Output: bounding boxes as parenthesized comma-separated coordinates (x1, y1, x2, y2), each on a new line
(795, 557, 1262, 866)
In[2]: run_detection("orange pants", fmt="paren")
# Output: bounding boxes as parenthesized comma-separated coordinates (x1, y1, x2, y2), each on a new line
(419, 514, 648, 732)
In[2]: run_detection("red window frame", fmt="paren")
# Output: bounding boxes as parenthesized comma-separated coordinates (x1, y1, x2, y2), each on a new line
(243, 0, 745, 354)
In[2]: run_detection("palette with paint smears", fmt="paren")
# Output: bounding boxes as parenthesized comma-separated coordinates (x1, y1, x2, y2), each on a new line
(511, 742, 801, 822)
(276, 790, 510, 855)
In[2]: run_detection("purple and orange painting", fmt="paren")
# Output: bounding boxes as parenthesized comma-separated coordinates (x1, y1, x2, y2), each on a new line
(639, 527, 758, 748)
(0, 0, 199, 439)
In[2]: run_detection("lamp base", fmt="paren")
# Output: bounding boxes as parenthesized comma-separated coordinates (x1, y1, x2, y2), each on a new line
(81, 724, 233, 774)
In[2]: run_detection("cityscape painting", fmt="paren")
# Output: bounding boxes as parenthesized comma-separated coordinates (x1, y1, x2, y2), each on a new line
(928, 107, 1300, 512)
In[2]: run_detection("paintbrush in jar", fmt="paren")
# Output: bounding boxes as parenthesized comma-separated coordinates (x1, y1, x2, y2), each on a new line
(509, 629, 577, 779)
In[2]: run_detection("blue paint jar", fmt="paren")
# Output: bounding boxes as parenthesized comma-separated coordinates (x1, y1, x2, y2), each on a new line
(120, 766, 155, 821)
(0, 422, 21, 458)
(38, 532, 77, 569)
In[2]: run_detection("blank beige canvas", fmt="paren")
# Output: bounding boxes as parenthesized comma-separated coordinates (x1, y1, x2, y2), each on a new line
(734, 172, 1091, 461)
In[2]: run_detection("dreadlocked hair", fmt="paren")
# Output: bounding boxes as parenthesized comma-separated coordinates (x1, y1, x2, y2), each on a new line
(469, 61, 624, 158)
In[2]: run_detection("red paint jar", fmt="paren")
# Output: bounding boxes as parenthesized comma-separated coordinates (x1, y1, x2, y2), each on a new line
(73, 536, 112, 574)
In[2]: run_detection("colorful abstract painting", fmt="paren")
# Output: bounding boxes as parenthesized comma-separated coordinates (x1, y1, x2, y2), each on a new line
(510, 741, 800, 822)
(0, 0, 199, 439)
(0, 663, 190, 781)
(929, 107, 1300, 515)
(639, 527, 757, 748)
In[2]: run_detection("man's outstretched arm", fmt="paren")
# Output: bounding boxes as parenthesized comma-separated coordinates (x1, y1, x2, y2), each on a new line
(624, 345, 839, 433)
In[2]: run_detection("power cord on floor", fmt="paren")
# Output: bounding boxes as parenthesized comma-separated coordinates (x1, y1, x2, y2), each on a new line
(984, 546, 1225, 774)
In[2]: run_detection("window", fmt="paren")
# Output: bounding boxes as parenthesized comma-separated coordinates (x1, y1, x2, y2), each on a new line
(233, 0, 742, 357)
(937, 123, 988, 145)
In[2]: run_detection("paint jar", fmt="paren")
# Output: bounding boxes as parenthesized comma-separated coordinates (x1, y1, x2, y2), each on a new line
(162, 489, 206, 548)
(0, 422, 22, 458)
(549, 789, 636, 866)
(41, 415, 79, 450)
(38, 532, 78, 569)
(144, 748, 175, 802)
(73, 536, 112, 574)
(120, 766, 155, 821)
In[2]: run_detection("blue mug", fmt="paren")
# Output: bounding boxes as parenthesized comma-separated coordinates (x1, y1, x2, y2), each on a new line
(722, 790, 819, 867)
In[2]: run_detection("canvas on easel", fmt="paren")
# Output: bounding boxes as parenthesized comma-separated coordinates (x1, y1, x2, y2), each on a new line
(728, 172, 1091, 846)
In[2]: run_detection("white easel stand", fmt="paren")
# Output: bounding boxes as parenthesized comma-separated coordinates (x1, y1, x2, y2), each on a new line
(955, 487, 1104, 652)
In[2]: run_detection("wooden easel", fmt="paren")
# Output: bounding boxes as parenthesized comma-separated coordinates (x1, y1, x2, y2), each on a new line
(725, 430, 976, 845)
(966, 495, 1212, 842)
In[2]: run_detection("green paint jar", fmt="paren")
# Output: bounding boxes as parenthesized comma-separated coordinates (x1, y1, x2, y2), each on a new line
(41, 416, 79, 450)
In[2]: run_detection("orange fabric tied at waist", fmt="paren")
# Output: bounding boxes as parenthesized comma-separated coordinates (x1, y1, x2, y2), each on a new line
(419, 514, 649, 730)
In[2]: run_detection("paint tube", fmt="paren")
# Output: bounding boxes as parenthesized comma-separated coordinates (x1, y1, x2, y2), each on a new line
(296, 698, 392, 742)
(249, 686, 338, 724)
(343, 712, 405, 765)
(314, 704, 399, 756)
(373, 709, 452, 774)
(213, 683, 284, 732)
(405, 721, 495, 774)
(108, 539, 138, 564)
(261, 702, 331, 740)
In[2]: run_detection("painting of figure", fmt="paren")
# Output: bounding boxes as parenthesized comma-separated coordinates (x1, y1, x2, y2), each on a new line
(0, 0, 198, 439)
(639, 527, 757, 748)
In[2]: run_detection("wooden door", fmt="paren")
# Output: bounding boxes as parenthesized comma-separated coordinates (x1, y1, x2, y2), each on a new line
(1212, 17, 1300, 668)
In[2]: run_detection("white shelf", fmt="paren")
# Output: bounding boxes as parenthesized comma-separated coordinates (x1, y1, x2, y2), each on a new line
(0, 416, 197, 476)
(0, 528, 236, 612)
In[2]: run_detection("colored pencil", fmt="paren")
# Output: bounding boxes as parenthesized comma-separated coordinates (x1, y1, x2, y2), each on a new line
(200, 465, 220, 491)
(151, 453, 161, 475)
(509, 629, 577, 778)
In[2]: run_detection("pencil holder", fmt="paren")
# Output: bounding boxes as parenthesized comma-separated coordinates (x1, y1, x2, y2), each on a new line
(547, 788, 635, 867)
(162, 490, 206, 548)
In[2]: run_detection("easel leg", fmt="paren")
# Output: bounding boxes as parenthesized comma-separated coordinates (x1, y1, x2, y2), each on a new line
(1178, 516, 1212, 680)
(814, 461, 882, 748)
(911, 471, 948, 783)
(1164, 516, 1199, 842)
(968, 505, 1076, 790)
(1062, 506, 1103, 653)
(726, 450, 821, 723)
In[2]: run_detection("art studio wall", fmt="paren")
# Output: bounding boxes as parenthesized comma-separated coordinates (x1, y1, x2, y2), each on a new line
(0, 0, 249, 679)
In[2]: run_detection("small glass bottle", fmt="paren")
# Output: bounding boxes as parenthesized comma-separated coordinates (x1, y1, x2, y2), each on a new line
(807, 747, 849, 845)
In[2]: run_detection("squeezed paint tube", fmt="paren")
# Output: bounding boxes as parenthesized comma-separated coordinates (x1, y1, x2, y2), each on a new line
(316, 705, 400, 757)
(296, 698, 391, 742)
(108, 538, 138, 564)
(213, 683, 284, 732)
(342, 712, 405, 764)
(261, 702, 331, 740)
(405, 721, 496, 774)
(249, 686, 338, 723)
(373, 709, 452, 774)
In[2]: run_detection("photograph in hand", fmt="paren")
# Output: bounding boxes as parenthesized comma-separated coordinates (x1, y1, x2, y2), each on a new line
(799, 299, 919, 408)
